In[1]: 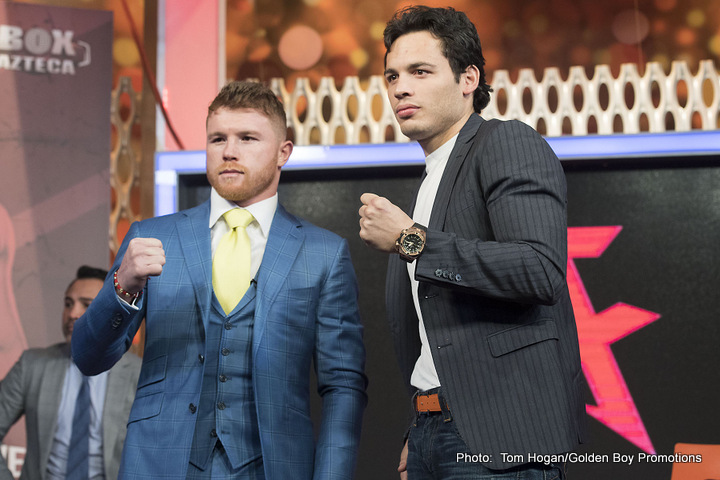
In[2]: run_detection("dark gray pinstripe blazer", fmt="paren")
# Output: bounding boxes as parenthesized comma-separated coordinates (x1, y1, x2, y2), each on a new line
(386, 114, 587, 469)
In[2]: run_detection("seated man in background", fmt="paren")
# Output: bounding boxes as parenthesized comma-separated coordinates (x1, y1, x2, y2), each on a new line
(0, 266, 142, 480)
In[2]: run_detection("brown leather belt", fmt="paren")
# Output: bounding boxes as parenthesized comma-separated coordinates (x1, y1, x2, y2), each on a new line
(415, 393, 443, 413)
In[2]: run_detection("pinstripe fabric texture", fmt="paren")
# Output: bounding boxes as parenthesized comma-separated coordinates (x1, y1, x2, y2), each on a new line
(71, 202, 367, 479)
(386, 115, 587, 470)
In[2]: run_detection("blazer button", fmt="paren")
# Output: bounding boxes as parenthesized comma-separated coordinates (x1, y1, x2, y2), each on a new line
(198, 354, 204, 364)
(224, 322, 232, 330)
(189, 403, 197, 414)
(210, 429, 217, 437)
(455, 274, 462, 282)
(219, 374, 227, 383)
(111, 313, 122, 329)
(217, 401, 226, 410)
(442, 270, 449, 279)
(221, 348, 230, 356)
(435, 269, 443, 277)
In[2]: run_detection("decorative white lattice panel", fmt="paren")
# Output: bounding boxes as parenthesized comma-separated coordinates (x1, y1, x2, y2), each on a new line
(268, 60, 719, 145)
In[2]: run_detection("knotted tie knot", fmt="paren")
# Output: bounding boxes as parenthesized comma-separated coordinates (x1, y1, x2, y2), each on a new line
(224, 208, 254, 231)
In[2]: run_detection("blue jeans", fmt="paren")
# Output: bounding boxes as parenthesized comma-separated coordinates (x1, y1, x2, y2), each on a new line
(407, 391, 565, 480)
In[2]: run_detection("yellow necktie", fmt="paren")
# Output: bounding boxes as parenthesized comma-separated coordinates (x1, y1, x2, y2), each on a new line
(212, 208, 254, 314)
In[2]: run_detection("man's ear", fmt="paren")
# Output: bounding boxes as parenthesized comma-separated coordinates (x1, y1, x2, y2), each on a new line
(277, 140, 293, 168)
(462, 65, 480, 96)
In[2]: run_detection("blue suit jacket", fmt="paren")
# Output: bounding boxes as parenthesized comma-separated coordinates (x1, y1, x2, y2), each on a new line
(72, 201, 367, 479)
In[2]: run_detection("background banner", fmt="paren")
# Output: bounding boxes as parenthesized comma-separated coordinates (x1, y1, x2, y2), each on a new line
(0, 2, 112, 473)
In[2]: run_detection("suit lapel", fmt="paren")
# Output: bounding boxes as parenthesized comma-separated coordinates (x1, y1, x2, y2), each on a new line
(428, 114, 484, 230)
(37, 344, 70, 469)
(252, 204, 303, 353)
(177, 201, 213, 329)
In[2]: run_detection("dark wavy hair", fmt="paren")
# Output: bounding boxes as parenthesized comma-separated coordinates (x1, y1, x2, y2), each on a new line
(384, 5, 492, 113)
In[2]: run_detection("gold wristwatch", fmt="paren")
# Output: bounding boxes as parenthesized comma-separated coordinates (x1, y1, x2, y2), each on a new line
(395, 223, 427, 262)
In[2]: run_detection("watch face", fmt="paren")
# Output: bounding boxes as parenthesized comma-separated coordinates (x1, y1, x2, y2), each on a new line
(402, 233, 424, 254)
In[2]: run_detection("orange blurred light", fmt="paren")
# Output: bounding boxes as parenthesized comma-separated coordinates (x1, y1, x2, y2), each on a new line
(675, 27, 697, 47)
(279, 26, 324, 70)
(322, 26, 358, 57)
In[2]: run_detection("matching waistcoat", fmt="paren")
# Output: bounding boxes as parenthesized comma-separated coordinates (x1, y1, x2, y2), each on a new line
(189, 286, 262, 471)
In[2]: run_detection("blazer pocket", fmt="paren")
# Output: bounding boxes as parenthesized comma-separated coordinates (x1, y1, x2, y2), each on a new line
(136, 354, 167, 389)
(487, 319, 559, 357)
(128, 391, 163, 424)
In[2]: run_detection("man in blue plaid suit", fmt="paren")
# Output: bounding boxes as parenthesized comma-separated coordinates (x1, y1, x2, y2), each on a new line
(72, 81, 367, 479)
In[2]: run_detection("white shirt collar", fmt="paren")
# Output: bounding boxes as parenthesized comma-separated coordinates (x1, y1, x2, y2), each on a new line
(424, 133, 458, 175)
(209, 188, 277, 237)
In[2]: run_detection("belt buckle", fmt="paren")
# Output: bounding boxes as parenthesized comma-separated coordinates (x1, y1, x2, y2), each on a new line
(415, 392, 442, 413)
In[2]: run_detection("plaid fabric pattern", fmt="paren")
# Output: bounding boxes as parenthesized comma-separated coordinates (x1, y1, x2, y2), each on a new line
(71, 202, 367, 479)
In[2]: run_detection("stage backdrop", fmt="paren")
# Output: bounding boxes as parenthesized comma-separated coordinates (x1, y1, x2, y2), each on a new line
(0, 2, 112, 475)
(174, 150, 720, 479)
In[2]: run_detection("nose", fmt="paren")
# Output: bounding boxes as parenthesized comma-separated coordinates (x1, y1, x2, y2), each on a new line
(393, 75, 412, 99)
(70, 303, 86, 320)
(222, 138, 239, 161)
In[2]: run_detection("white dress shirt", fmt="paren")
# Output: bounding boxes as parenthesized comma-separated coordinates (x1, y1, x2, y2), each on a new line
(408, 134, 458, 391)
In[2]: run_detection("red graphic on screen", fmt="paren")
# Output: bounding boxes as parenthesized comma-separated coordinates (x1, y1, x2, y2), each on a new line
(568, 226, 660, 454)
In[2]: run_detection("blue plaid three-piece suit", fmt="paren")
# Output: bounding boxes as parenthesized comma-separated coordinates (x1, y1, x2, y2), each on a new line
(72, 201, 367, 479)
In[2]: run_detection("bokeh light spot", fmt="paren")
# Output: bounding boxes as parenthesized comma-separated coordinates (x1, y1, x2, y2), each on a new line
(279, 26, 323, 71)
(113, 37, 140, 68)
(708, 35, 720, 56)
(675, 27, 696, 47)
(323, 27, 358, 57)
(612, 10, 650, 45)
(652, 19, 668, 35)
(350, 48, 369, 69)
(686, 9, 705, 28)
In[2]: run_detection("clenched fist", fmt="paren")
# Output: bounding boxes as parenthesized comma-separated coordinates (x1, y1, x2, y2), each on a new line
(358, 193, 413, 253)
(115, 237, 166, 294)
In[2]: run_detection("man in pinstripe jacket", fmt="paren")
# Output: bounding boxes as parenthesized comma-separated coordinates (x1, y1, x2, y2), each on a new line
(360, 6, 586, 479)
